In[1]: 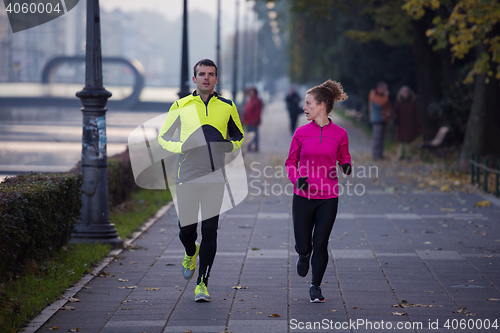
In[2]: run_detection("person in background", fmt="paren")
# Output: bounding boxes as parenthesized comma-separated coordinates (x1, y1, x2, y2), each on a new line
(285, 79, 351, 303)
(368, 81, 392, 160)
(393, 86, 419, 160)
(243, 87, 263, 152)
(285, 87, 302, 135)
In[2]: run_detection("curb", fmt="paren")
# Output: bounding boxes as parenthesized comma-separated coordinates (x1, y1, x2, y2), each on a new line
(465, 183, 500, 208)
(21, 201, 174, 333)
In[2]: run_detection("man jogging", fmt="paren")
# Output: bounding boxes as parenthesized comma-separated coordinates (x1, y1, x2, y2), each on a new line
(158, 59, 244, 301)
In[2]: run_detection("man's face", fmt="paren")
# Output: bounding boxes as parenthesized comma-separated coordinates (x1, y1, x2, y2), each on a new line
(193, 65, 218, 95)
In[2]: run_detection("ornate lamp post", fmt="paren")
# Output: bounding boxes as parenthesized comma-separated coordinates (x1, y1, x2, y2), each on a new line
(72, 0, 122, 248)
(178, 0, 190, 98)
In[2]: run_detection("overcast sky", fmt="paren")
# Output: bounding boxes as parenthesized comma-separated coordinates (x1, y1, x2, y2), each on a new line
(99, 0, 252, 33)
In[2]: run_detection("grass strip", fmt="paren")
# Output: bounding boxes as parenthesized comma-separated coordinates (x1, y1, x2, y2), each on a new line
(0, 188, 171, 333)
(111, 189, 172, 240)
(0, 242, 110, 333)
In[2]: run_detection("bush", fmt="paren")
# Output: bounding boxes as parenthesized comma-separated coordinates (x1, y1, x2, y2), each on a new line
(0, 173, 83, 282)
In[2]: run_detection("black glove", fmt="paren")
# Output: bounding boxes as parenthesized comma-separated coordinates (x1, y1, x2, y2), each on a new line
(296, 177, 309, 191)
(340, 163, 352, 175)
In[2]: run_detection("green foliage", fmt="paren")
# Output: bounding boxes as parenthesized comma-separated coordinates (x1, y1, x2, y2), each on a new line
(403, 0, 500, 83)
(0, 242, 110, 333)
(107, 149, 137, 207)
(0, 173, 83, 283)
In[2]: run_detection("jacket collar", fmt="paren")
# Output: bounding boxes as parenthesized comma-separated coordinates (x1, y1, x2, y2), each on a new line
(310, 118, 332, 129)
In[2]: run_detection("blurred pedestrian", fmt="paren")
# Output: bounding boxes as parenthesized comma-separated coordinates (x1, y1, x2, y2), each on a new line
(243, 87, 263, 152)
(158, 59, 244, 302)
(368, 81, 392, 160)
(285, 87, 302, 134)
(393, 85, 419, 160)
(285, 79, 352, 303)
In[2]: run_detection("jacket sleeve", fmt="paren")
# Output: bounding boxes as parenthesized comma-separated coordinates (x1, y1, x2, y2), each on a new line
(158, 102, 183, 154)
(285, 134, 301, 185)
(337, 132, 351, 175)
(227, 103, 245, 152)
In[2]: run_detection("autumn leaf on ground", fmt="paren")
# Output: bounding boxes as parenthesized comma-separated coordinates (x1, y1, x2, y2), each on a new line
(47, 327, 59, 330)
(251, 248, 260, 250)
(268, 313, 281, 317)
(118, 278, 129, 282)
(118, 286, 137, 289)
(68, 328, 80, 332)
(440, 185, 451, 192)
(68, 297, 81, 302)
(121, 300, 131, 304)
(232, 286, 247, 289)
(145, 287, 160, 291)
(122, 307, 134, 310)
(453, 307, 477, 316)
(96, 271, 113, 277)
(61, 306, 75, 310)
(487, 298, 499, 301)
(392, 311, 406, 316)
(474, 200, 490, 207)
(327, 309, 337, 312)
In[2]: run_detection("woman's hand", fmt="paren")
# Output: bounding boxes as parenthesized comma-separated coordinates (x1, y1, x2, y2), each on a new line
(296, 177, 309, 190)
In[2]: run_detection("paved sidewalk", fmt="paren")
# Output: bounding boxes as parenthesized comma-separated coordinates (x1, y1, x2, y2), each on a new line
(32, 96, 499, 333)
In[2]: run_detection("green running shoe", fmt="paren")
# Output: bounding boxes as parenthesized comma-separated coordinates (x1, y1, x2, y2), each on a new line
(195, 278, 211, 302)
(181, 242, 199, 280)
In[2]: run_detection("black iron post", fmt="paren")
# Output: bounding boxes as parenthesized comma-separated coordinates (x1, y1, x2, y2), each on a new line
(216, 0, 222, 93)
(72, 0, 122, 248)
(232, 0, 240, 101)
(179, 0, 190, 98)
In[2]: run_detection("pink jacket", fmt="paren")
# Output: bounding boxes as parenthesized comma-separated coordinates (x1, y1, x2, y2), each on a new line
(285, 120, 351, 199)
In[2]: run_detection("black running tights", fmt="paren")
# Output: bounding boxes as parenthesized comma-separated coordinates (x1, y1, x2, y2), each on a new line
(292, 194, 338, 286)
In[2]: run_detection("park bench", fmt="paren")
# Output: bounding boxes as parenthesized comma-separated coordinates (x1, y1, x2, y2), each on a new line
(419, 125, 450, 159)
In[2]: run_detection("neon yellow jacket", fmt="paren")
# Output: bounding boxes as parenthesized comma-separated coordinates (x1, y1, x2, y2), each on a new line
(158, 92, 244, 183)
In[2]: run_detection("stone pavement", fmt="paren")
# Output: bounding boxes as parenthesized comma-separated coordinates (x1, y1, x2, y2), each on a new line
(30, 96, 499, 333)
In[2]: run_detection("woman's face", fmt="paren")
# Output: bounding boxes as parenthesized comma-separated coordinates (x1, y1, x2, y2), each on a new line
(401, 88, 409, 99)
(303, 93, 325, 122)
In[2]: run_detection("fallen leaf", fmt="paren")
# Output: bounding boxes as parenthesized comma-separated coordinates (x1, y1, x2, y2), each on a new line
(251, 248, 260, 250)
(352, 307, 361, 310)
(145, 287, 160, 291)
(97, 271, 113, 278)
(120, 300, 131, 304)
(68, 297, 81, 302)
(327, 309, 337, 312)
(392, 311, 406, 316)
(166, 264, 176, 266)
(268, 313, 281, 317)
(256, 312, 263, 314)
(232, 286, 247, 289)
(61, 306, 75, 310)
(440, 208, 455, 212)
(475, 200, 490, 207)
(424, 241, 434, 244)
(48, 327, 59, 330)
(68, 329, 79, 332)
(440, 185, 451, 192)
(122, 307, 134, 310)
(486, 298, 499, 301)
(424, 291, 434, 293)
(118, 279, 129, 282)
(118, 286, 137, 289)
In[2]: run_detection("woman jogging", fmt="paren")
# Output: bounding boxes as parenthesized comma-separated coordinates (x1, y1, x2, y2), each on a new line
(285, 80, 352, 302)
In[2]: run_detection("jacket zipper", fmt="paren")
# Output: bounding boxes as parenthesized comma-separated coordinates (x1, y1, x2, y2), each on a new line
(320, 127, 323, 143)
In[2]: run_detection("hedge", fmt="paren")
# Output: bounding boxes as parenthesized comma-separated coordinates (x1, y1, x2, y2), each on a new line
(0, 173, 83, 282)
(0, 149, 137, 282)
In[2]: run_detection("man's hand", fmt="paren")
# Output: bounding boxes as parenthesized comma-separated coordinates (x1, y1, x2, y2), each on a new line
(296, 177, 309, 191)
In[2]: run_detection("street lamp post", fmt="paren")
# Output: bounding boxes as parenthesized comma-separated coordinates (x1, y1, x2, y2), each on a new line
(216, 0, 222, 93)
(232, 0, 240, 102)
(179, 0, 190, 98)
(72, 0, 122, 248)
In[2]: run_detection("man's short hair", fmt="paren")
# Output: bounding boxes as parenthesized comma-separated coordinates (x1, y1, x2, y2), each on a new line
(193, 59, 218, 77)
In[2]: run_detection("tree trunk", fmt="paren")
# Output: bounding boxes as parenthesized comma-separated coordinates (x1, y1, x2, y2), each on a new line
(460, 45, 500, 168)
(412, 14, 443, 141)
